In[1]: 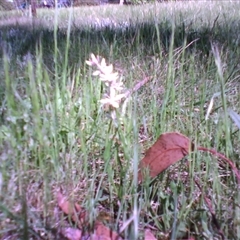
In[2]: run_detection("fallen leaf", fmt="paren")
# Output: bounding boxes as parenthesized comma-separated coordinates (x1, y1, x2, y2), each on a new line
(57, 192, 87, 227)
(94, 221, 122, 240)
(138, 132, 193, 182)
(144, 229, 157, 240)
(61, 227, 82, 240)
(57, 192, 121, 240)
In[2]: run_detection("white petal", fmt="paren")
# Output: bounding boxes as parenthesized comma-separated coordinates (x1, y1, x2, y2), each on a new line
(85, 60, 93, 66)
(110, 100, 119, 108)
(110, 88, 116, 98)
(93, 70, 101, 76)
(103, 64, 113, 75)
(114, 94, 125, 101)
(91, 53, 98, 65)
(101, 58, 106, 68)
(100, 98, 110, 104)
(100, 72, 118, 82)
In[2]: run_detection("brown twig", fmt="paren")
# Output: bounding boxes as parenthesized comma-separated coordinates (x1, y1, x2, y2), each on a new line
(123, 76, 153, 99)
(197, 146, 240, 186)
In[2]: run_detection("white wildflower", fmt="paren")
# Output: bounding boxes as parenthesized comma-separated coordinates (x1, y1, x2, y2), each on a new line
(86, 53, 127, 116)
(100, 93, 125, 109)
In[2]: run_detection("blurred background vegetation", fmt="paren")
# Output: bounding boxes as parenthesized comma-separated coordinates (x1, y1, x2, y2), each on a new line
(0, 0, 168, 10)
(0, 0, 15, 10)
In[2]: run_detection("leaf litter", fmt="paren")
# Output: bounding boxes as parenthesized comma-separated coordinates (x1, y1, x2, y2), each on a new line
(58, 132, 240, 239)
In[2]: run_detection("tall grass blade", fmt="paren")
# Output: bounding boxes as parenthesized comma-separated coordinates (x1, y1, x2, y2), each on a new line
(228, 109, 240, 130)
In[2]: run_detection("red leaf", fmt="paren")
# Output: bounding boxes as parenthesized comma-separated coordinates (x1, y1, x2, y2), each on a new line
(61, 227, 82, 240)
(57, 192, 87, 227)
(144, 229, 157, 240)
(138, 132, 193, 182)
(57, 192, 121, 240)
(94, 221, 122, 240)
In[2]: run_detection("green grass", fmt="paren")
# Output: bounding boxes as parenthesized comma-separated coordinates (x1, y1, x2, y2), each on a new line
(0, 1, 240, 239)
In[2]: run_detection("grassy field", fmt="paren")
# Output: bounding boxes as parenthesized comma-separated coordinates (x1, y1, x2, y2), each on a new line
(0, 1, 240, 239)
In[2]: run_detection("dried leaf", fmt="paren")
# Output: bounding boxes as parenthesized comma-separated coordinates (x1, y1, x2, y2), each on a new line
(144, 229, 157, 240)
(57, 192, 87, 227)
(94, 221, 122, 240)
(57, 192, 121, 240)
(61, 227, 82, 240)
(138, 132, 193, 182)
(205, 92, 221, 120)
